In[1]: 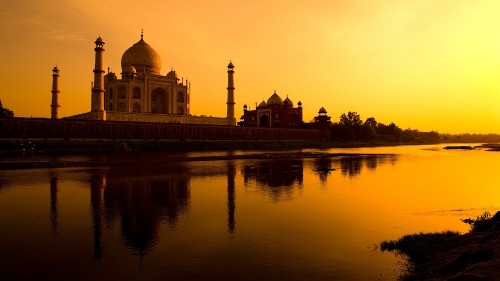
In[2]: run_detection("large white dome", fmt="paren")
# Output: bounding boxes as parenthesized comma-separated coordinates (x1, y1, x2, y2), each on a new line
(121, 37, 161, 75)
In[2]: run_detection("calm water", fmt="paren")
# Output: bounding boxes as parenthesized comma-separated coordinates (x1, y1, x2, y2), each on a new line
(0, 144, 498, 280)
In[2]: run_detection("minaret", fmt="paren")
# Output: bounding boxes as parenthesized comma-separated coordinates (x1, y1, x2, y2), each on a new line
(50, 66, 60, 119)
(226, 61, 236, 125)
(91, 36, 106, 119)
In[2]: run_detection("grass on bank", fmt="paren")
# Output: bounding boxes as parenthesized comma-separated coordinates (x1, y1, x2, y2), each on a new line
(381, 212, 500, 281)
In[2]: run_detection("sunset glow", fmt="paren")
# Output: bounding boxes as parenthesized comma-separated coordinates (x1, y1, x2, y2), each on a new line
(1, 0, 499, 133)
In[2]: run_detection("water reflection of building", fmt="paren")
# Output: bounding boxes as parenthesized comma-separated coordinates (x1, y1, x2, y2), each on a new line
(90, 166, 190, 258)
(49, 173, 58, 233)
(41, 155, 399, 260)
(227, 161, 236, 234)
(243, 159, 303, 201)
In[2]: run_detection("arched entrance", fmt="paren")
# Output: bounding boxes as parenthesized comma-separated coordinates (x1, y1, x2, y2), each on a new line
(151, 88, 168, 114)
(259, 114, 269, 127)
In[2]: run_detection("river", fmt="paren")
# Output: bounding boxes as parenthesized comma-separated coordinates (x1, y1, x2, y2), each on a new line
(0, 144, 497, 280)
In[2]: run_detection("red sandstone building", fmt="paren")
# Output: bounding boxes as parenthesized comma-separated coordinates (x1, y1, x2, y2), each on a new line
(239, 91, 331, 130)
(239, 91, 303, 128)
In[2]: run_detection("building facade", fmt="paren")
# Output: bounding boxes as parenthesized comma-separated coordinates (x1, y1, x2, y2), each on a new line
(64, 33, 235, 126)
(104, 34, 190, 116)
(239, 91, 303, 128)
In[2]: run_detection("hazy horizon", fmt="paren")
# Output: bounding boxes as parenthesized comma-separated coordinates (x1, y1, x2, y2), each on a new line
(1, 0, 499, 134)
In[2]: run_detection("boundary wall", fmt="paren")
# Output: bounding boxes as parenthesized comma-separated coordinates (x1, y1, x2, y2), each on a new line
(0, 118, 330, 140)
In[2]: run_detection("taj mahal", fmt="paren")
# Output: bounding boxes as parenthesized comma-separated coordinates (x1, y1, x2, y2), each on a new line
(50, 32, 236, 126)
(49, 33, 330, 130)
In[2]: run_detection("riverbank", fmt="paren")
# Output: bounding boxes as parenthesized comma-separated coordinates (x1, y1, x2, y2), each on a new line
(0, 151, 392, 170)
(381, 211, 500, 280)
(0, 138, 403, 156)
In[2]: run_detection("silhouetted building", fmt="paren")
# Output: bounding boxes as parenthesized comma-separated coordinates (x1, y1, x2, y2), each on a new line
(239, 94, 332, 132)
(239, 91, 303, 128)
(61, 32, 235, 125)
(313, 107, 332, 129)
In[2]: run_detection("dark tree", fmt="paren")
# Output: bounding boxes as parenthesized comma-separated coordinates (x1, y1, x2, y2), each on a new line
(364, 117, 377, 128)
(331, 122, 355, 140)
(339, 112, 362, 129)
(358, 123, 377, 140)
(0, 100, 14, 118)
(338, 111, 362, 140)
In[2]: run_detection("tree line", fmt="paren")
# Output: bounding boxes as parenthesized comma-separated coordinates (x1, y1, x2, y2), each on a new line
(330, 111, 500, 144)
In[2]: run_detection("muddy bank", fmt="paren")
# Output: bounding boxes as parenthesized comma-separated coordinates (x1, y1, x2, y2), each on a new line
(381, 212, 500, 280)
(0, 151, 392, 170)
(479, 143, 500, 151)
(0, 139, 390, 156)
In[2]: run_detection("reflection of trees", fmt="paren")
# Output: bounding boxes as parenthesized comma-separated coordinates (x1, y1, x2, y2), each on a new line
(313, 157, 333, 185)
(339, 156, 363, 178)
(364, 155, 379, 171)
(90, 166, 190, 258)
(311, 155, 400, 181)
(243, 159, 303, 202)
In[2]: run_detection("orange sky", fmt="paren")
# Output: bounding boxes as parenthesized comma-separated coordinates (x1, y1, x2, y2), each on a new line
(1, 0, 499, 134)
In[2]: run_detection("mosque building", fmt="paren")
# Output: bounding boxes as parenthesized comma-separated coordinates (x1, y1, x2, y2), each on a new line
(239, 91, 303, 128)
(56, 33, 236, 126)
(48, 32, 331, 133)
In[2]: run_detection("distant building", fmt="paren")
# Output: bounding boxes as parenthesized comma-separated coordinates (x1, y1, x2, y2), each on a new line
(58, 32, 235, 126)
(239, 91, 331, 130)
(313, 107, 332, 129)
(239, 91, 303, 128)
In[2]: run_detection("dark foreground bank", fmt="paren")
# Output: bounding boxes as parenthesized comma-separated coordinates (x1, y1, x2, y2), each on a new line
(0, 138, 397, 156)
(381, 212, 500, 281)
(2, 139, 498, 156)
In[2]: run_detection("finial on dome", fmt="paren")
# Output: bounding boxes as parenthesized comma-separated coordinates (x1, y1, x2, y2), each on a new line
(141, 29, 143, 40)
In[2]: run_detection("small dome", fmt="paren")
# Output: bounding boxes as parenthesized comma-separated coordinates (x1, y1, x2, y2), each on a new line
(166, 70, 178, 79)
(298, 101, 302, 107)
(267, 91, 283, 105)
(52, 66, 59, 72)
(228, 61, 234, 68)
(318, 107, 327, 114)
(121, 36, 161, 75)
(95, 36, 104, 44)
(122, 64, 137, 74)
(283, 96, 293, 106)
(258, 100, 267, 107)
